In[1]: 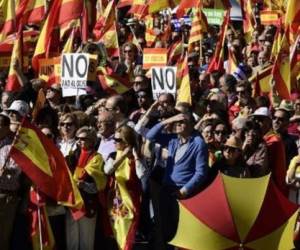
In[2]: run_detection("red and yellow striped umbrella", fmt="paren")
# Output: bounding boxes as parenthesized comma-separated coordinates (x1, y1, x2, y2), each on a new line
(170, 174, 298, 250)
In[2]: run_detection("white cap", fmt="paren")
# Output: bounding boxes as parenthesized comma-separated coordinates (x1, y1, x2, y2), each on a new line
(7, 100, 30, 117)
(251, 107, 271, 119)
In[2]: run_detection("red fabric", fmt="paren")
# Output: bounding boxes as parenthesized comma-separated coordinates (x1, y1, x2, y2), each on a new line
(264, 132, 288, 196)
(245, 180, 298, 242)
(10, 119, 79, 206)
(181, 174, 240, 242)
(228, 102, 241, 124)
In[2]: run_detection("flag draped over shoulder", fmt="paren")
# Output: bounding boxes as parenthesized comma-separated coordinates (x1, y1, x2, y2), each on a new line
(10, 119, 83, 211)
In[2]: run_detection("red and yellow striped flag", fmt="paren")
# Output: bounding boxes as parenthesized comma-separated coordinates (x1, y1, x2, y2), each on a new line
(285, 0, 300, 34)
(168, 40, 183, 64)
(10, 119, 84, 211)
(21, 0, 45, 24)
(0, 0, 16, 42)
(188, 4, 208, 52)
(128, 0, 148, 17)
(272, 28, 291, 99)
(5, 31, 22, 92)
(101, 22, 119, 57)
(226, 48, 238, 74)
(177, 54, 192, 104)
(97, 66, 132, 94)
(207, 11, 230, 73)
(176, 0, 199, 18)
(93, 0, 115, 40)
(240, 0, 255, 42)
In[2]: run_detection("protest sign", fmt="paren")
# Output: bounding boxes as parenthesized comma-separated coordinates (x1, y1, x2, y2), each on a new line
(61, 53, 90, 97)
(143, 48, 167, 69)
(203, 9, 224, 25)
(38, 57, 61, 84)
(151, 66, 177, 100)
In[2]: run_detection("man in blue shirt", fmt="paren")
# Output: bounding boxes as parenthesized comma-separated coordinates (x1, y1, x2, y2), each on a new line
(146, 112, 208, 198)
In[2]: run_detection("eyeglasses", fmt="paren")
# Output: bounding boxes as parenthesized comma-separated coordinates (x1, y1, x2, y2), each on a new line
(76, 137, 88, 141)
(60, 122, 74, 127)
(136, 93, 147, 99)
(113, 137, 124, 143)
(273, 116, 285, 122)
(105, 107, 115, 112)
(215, 130, 226, 135)
(224, 146, 238, 153)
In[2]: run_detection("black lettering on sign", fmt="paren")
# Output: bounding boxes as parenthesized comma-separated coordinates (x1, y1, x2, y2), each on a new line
(76, 55, 88, 78)
(62, 55, 73, 77)
(165, 68, 175, 90)
(152, 68, 164, 90)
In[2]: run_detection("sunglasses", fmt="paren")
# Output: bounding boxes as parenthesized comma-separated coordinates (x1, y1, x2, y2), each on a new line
(215, 130, 226, 135)
(113, 137, 124, 143)
(76, 137, 88, 141)
(124, 50, 132, 53)
(60, 122, 74, 127)
(273, 116, 285, 122)
(224, 146, 238, 153)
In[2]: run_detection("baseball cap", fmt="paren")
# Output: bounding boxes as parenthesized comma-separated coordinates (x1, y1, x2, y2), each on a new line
(7, 100, 30, 117)
(250, 107, 271, 119)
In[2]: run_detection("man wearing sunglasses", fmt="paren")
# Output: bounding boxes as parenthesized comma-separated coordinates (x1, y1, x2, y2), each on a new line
(251, 107, 287, 195)
(146, 111, 208, 199)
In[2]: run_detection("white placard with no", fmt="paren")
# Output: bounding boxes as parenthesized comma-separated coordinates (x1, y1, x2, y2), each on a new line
(61, 53, 89, 97)
(151, 67, 177, 100)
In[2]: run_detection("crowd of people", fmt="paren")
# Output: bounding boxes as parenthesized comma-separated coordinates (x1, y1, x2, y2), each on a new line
(1, 0, 300, 250)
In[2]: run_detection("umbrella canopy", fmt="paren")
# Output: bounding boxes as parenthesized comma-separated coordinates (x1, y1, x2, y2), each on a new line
(170, 174, 298, 250)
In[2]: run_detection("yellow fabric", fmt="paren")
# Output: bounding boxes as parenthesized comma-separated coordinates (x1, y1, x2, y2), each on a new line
(222, 174, 271, 241)
(14, 127, 53, 177)
(246, 211, 298, 250)
(0, 0, 16, 42)
(285, 0, 300, 26)
(8, 33, 21, 79)
(109, 151, 138, 250)
(176, 55, 192, 104)
(31, 206, 55, 250)
(74, 153, 106, 191)
(169, 203, 236, 250)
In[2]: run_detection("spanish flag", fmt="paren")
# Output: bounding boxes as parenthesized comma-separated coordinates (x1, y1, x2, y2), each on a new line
(5, 29, 23, 92)
(226, 48, 238, 75)
(285, 0, 300, 34)
(0, 0, 16, 42)
(97, 66, 132, 94)
(207, 11, 230, 73)
(168, 40, 183, 65)
(176, 0, 199, 18)
(272, 28, 291, 99)
(108, 151, 141, 250)
(260, 10, 280, 26)
(28, 188, 55, 250)
(177, 54, 192, 105)
(93, 0, 115, 40)
(10, 119, 84, 212)
(20, 0, 45, 25)
(128, 0, 148, 17)
(240, 0, 255, 42)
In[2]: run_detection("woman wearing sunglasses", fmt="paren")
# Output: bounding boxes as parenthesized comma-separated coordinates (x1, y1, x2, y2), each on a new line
(212, 135, 250, 178)
(104, 125, 145, 250)
(66, 126, 106, 250)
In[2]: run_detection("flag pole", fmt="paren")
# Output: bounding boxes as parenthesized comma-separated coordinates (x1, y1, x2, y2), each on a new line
(36, 188, 44, 250)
